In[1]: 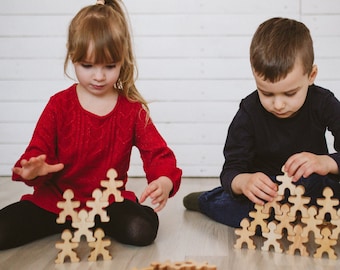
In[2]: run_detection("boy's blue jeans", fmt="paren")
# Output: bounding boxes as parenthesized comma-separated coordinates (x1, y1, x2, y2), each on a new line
(198, 174, 340, 228)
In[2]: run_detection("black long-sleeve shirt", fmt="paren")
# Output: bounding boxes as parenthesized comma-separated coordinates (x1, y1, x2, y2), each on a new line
(220, 84, 340, 195)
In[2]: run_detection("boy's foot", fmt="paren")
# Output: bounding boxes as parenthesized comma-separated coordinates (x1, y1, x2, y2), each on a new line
(183, 192, 204, 211)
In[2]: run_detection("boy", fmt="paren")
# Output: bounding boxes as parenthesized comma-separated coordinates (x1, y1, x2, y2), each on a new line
(183, 17, 340, 228)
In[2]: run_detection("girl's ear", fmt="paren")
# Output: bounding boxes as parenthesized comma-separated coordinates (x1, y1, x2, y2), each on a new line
(308, 64, 318, 85)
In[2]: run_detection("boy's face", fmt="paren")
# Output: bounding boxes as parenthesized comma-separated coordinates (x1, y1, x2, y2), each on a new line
(253, 60, 317, 119)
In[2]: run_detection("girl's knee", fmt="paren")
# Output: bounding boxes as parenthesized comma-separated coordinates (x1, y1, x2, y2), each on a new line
(124, 216, 158, 246)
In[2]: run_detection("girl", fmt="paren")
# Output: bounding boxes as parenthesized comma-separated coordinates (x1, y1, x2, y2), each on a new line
(0, 0, 181, 250)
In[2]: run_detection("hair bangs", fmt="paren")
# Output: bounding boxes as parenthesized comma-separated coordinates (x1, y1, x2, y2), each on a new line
(72, 17, 125, 64)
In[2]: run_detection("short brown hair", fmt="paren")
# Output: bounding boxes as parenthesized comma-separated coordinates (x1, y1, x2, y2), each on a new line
(250, 17, 314, 82)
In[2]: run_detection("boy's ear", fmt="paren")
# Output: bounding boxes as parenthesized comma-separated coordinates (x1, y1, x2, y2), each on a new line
(308, 64, 318, 85)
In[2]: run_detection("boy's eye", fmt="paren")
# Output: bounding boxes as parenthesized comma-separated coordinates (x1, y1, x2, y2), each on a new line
(285, 92, 296, 97)
(260, 91, 273, 97)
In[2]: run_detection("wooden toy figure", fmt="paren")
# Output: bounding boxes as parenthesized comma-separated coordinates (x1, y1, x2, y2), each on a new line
(234, 218, 256, 249)
(88, 228, 112, 261)
(55, 229, 80, 264)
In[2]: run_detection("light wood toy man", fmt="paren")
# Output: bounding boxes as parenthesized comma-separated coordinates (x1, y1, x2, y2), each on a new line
(55, 229, 80, 264)
(88, 228, 112, 261)
(234, 218, 256, 249)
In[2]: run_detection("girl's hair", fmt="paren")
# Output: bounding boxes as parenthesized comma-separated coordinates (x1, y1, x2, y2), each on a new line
(64, 0, 148, 111)
(250, 17, 314, 83)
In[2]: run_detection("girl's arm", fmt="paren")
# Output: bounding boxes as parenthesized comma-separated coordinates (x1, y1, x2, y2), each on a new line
(12, 96, 62, 186)
(12, 154, 64, 181)
(134, 107, 182, 209)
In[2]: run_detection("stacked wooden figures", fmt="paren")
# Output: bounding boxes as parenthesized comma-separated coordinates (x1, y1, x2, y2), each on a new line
(55, 168, 124, 263)
(234, 167, 340, 259)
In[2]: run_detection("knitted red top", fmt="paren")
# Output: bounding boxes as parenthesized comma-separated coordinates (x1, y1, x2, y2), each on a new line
(12, 84, 182, 214)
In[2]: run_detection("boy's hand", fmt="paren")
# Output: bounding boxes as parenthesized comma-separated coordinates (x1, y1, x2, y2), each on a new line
(140, 176, 173, 212)
(12, 154, 64, 180)
(231, 172, 278, 205)
(284, 152, 339, 182)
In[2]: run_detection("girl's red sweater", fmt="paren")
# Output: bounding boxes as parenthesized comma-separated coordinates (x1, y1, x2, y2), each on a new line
(12, 84, 182, 213)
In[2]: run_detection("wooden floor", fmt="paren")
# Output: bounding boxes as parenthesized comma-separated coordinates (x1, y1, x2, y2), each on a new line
(1, 176, 340, 269)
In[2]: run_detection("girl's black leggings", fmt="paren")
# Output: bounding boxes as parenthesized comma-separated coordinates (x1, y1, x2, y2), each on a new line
(0, 199, 159, 250)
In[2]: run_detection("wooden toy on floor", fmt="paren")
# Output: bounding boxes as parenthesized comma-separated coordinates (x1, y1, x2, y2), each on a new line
(88, 228, 112, 261)
(234, 218, 256, 249)
(234, 167, 340, 260)
(55, 229, 79, 264)
(262, 221, 283, 253)
(132, 260, 217, 270)
(314, 227, 337, 259)
(55, 168, 124, 264)
(286, 224, 309, 257)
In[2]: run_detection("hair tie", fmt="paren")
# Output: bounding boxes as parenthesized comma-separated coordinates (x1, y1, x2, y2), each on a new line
(96, 0, 105, 5)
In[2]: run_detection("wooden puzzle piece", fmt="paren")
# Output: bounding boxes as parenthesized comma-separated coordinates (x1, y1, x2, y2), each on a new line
(100, 168, 124, 202)
(330, 208, 340, 239)
(262, 194, 283, 215)
(316, 186, 339, 221)
(148, 260, 217, 270)
(234, 218, 256, 249)
(274, 204, 295, 235)
(72, 209, 95, 242)
(301, 205, 322, 238)
(56, 189, 80, 223)
(55, 229, 79, 264)
(86, 188, 110, 222)
(288, 185, 310, 218)
(248, 204, 269, 233)
(88, 228, 112, 261)
(286, 224, 309, 257)
(276, 166, 296, 196)
(314, 227, 337, 259)
(150, 260, 172, 270)
(262, 221, 283, 253)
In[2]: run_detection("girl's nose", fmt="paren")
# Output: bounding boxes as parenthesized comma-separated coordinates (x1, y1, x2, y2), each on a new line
(94, 68, 105, 81)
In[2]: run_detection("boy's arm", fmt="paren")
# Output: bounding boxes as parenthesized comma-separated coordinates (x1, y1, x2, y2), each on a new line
(231, 172, 278, 205)
(284, 152, 339, 182)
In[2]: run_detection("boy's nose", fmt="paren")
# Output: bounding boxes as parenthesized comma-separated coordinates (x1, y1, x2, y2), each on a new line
(273, 98, 285, 110)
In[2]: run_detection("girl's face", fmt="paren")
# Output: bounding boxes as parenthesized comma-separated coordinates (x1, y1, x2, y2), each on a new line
(73, 48, 122, 97)
(254, 59, 317, 119)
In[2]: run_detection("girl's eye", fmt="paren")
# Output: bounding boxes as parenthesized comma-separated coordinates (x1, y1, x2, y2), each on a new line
(81, 63, 92, 68)
(106, 64, 117, 69)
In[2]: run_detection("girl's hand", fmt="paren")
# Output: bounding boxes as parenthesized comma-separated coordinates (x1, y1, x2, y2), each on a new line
(284, 152, 339, 182)
(12, 154, 64, 180)
(139, 176, 173, 212)
(231, 172, 278, 205)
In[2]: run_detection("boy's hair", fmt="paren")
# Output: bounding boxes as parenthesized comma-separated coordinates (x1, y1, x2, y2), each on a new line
(250, 17, 314, 82)
(64, 0, 148, 111)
